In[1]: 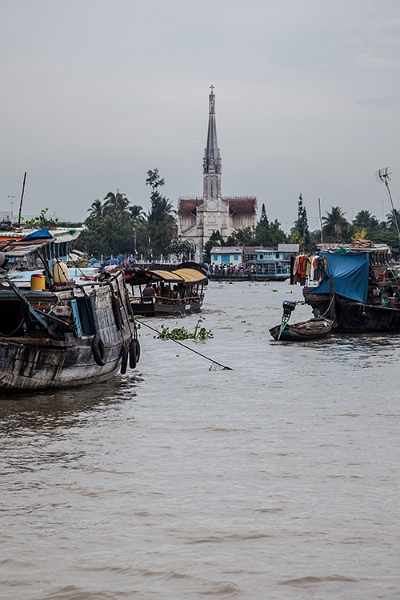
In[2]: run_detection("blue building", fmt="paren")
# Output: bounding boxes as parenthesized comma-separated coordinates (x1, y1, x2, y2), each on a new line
(210, 246, 244, 266)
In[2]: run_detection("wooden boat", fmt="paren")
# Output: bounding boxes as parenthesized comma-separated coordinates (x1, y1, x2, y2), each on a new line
(303, 242, 400, 333)
(126, 262, 208, 316)
(0, 230, 139, 392)
(269, 317, 333, 341)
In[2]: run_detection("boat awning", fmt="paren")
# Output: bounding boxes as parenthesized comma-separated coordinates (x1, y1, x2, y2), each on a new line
(312, 252, 369, 304)
(125, 267, 207, 286)
(171, 268, 207, 283)
(149, 270, 184, 283)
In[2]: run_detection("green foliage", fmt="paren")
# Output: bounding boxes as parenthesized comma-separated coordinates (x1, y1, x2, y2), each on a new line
(146, 169, 177, 257)
(24, 208, 59, 228)
(76, 190, 148, 257)
(203, 230, 224, 263)
(292, 194, 310, 250)
(156, 317, 213, 341)
(353, 210, 380, 232)
(259, 203, 269, 228)
(230, 226, 257, 245)
(322, 206, 350, 242)
(167, 238, 195, 260)
(264, 219, 287, 245)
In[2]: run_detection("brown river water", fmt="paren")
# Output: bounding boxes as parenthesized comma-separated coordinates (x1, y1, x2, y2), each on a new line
(1, 281, 400, 599)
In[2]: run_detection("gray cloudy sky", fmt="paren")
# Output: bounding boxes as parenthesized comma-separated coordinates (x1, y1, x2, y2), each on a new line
(1, 0, 400, 231)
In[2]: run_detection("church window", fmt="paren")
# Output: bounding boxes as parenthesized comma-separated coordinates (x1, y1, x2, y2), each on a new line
(207, 177, 217, 197)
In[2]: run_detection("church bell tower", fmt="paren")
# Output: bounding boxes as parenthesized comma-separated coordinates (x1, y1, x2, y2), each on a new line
(203, 84, 222, 200)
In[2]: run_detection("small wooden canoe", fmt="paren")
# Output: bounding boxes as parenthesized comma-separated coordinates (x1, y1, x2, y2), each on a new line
(269, 317, 333, 341)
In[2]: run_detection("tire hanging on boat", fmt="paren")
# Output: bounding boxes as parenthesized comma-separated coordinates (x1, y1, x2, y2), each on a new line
(120, 343, 128, 374)
(134, 338, 140, 363)
(129, 338, 137, 369)
(92, 333, 106, 366)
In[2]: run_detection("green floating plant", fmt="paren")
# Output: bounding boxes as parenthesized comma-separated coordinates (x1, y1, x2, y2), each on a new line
(156, 317, 213, 341)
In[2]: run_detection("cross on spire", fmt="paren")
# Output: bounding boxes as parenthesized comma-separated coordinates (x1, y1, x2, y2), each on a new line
(210, 84, 214, 94)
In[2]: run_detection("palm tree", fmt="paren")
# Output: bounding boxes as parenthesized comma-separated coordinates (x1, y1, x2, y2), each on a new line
(386, 208, 400, 231)
(87, 199, 103, 220)
(103, 191, 130, 214)
(129, 205, 146, 223)
(322, 206, 349, 241)
(353, 210, 379, 231)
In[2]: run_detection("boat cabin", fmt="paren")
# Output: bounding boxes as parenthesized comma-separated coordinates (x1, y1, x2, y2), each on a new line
(126, 264, 208, 316)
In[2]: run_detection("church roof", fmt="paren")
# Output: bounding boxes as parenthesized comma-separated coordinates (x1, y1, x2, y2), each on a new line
(178, 196, 257, 216)
(177, 197, 202, 216)
(228, 198, 257, 215)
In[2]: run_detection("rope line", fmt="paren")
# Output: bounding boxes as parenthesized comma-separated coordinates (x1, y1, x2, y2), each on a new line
(134, 318, 233, 371)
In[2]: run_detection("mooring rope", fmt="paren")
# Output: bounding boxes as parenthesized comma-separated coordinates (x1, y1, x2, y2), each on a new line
(134, 318, 233, 371)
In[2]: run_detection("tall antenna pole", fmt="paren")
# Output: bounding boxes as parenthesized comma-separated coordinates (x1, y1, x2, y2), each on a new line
(318, 197, 323, 244)
(377, 167, 400, 249)
(17, 171, 27, 228)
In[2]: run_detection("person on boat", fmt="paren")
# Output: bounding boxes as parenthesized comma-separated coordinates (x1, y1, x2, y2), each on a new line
(142, 282, 156, 304)
(171, 285, 179, 301)
(177, 282, 185, 300)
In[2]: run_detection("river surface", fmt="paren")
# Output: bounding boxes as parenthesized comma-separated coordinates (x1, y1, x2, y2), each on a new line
(1, 281, 400, 599)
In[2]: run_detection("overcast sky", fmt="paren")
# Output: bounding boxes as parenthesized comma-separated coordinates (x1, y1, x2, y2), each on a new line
(1, 0, 400, 231)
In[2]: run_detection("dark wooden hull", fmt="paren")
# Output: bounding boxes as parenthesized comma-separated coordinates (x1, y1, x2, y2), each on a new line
(269, 318, 333, 341)
(304, 290, 400, 333)
(335, 298, 400, 333)
(0, 272, 135, 392)
(131, 298, 203, 317)
(0, 339, 122, 391)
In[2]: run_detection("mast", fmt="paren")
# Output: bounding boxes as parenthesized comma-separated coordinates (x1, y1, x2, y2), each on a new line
(17, 171, 27, 228)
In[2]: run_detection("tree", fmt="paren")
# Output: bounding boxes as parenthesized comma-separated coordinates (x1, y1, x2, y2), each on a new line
(167, 238, 195, 261)
(322, 206, 350, 242)
(230, 226, 257, 245)
(292, 194, 310, 250)
(87, 199, 103, 221)
(255, 203, 270, 246)
(352, 210, 379, 235)
(267, 219, 287, 245)
(146, 169, 177, 258)
(77, 191, 149, 257)
(386, 208, 400, 232)
(203, 230, 223, 264)
(103, 191, 130, 215)
(259, 203, 269, 228)
(129, 205, 146, 223)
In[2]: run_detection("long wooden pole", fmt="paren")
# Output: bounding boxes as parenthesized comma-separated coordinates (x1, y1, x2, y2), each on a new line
(318, 197, 323, 244)
(17, 171, 26, 228)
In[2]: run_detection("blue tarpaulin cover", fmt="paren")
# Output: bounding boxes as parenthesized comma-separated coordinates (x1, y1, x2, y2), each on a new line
(21, 228, 53, 241)
(313, 252, 369, 304)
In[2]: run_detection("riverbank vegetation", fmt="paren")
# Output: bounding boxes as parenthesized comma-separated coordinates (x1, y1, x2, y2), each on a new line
(75, 170, 400, 260)
(76, 169, 177, 258)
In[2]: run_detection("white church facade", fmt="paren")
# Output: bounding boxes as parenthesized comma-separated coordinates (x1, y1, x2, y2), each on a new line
(177, 87, 257, 260)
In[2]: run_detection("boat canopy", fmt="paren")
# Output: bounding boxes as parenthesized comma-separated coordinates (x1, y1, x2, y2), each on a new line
(149, 270, 184, 283)
(312, 252, 369, 304)
(171, 268, 207, 283)
(126, 267, 207, 286)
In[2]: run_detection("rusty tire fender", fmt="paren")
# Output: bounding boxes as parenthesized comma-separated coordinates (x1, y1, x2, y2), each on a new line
(134, 338, 140, 364)
(129, 339, 137, 369)
(92, 334, 106, 366)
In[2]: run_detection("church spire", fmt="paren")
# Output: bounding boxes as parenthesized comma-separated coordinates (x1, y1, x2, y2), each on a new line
(203, 85, 221, 175)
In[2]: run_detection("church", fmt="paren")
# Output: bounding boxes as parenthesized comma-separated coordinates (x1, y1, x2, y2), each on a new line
(177, 87, 257, 261)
